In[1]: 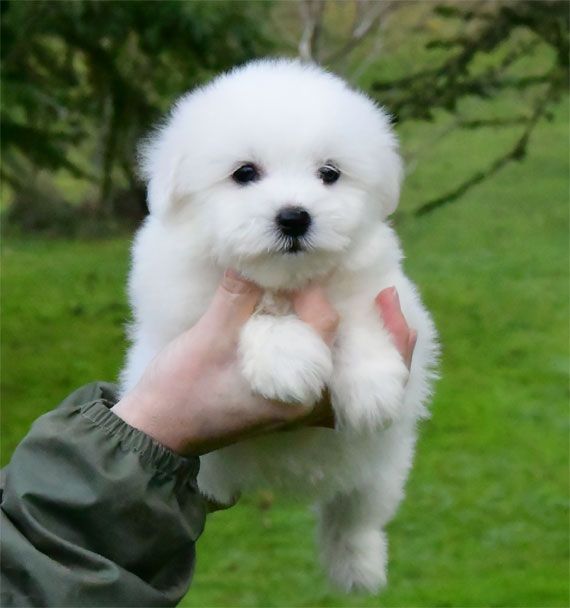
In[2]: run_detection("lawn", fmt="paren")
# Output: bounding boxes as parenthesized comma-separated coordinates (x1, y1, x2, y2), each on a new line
(1, 98, 568, 606)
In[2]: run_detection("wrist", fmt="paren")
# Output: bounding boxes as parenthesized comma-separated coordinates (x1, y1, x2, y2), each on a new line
(111, 390, 190, 456)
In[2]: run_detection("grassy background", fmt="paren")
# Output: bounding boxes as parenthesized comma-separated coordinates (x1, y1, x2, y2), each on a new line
(2, 97, 568, 606)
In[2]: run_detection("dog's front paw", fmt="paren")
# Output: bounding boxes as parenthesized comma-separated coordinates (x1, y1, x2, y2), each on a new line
(321, 527, 388, 594)
(331, 355, 408, 432)
(240, 315, 332, 404)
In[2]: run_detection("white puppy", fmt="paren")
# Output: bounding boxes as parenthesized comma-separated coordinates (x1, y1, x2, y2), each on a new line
(121, 59, 438, 593)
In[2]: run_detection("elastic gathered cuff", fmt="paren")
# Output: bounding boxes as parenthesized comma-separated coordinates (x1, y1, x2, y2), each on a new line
(80, 399, 200, 481)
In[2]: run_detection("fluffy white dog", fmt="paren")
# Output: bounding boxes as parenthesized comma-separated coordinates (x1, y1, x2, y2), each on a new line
(121, 59, 438, 593)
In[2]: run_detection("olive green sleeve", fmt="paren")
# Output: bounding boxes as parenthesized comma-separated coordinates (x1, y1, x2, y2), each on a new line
(0, 383, 207, 607)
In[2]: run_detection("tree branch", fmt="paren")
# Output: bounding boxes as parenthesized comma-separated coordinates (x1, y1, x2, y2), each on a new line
(298, 0, 326, 61)
(414, 82, 557, 216)
(322, 0, 388, 65)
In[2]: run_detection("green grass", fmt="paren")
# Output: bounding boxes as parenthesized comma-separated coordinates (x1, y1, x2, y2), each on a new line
(2, 100, 568, 607)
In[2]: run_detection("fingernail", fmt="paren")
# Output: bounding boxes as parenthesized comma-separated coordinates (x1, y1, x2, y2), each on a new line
(384, 285, 397, 302)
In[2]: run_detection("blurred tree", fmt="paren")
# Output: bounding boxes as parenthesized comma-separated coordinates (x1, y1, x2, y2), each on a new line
(269, 0, 403, 77)
(1, 0, 567, 229)
(371, 0, 569, 215)
(295, 0, 400, 65)
(1, 0, 273, 224)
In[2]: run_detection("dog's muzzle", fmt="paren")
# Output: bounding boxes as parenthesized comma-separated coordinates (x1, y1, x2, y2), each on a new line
(276, 206, 311, 238)
(274, 206, 312, 254)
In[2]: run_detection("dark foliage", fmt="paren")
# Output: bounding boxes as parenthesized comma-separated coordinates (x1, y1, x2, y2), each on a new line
(1, 0, 274, 227)
(1, 0, 568, 229)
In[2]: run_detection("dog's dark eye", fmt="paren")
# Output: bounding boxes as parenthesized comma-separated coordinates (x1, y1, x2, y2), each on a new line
(232, 163, 260, 185)
(318, 164, 341, 185)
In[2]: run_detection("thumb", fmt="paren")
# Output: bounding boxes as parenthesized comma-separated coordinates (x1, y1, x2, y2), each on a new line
(200, 269, 262, 335)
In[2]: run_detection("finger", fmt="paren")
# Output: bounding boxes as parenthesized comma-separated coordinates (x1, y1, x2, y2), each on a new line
(292, 284, 339, 347)
(375, 287, 415, 368)
(201, 269, 262, 334)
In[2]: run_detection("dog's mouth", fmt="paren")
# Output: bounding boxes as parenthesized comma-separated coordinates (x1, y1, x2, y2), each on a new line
(285, 239, 303, 254)
(277, 236, 310, 255)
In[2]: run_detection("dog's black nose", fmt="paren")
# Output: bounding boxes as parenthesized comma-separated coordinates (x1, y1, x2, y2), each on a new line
(276, 207, 311, 238)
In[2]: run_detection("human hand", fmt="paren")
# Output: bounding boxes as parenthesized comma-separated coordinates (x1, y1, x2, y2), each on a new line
(112, 271, 339, 456)
(112, 274, 417, 454)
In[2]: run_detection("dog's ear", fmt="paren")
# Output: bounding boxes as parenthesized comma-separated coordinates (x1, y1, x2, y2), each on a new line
(377, 145, 403, 218)
(363, 105, 404, 219)
(138, 123, 183, 218)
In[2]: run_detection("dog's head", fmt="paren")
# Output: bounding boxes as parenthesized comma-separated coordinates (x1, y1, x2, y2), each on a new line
(141, 59, 402, 288)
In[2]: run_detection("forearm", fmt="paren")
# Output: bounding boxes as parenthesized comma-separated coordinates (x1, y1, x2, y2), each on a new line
(1, 383, 206, 608)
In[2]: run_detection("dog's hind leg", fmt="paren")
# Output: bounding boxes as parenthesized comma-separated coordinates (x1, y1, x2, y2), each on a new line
(316, 449, 411, 593)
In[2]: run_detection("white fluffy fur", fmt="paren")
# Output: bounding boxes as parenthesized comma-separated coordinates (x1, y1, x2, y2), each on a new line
(121, 59, 438, 593)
